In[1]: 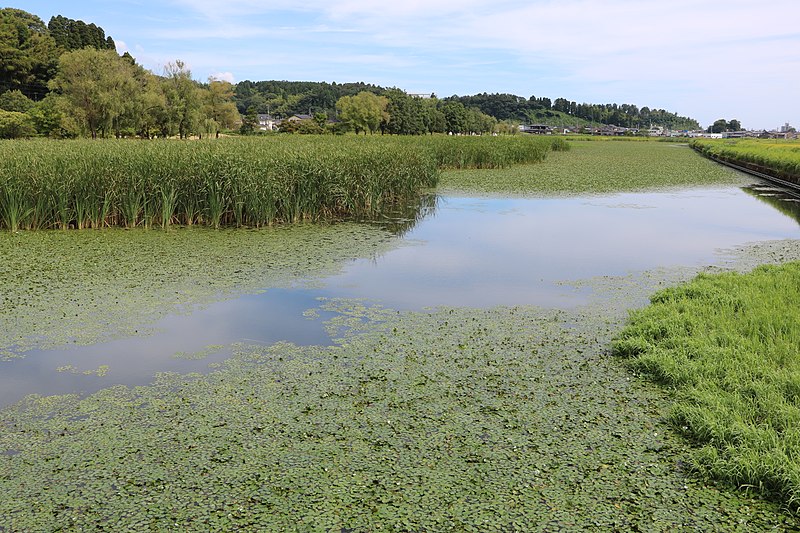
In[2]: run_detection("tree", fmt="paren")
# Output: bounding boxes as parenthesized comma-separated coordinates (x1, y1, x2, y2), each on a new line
(383, 89, 426, 135)
(27, 93, 79, 138)
(336, 91, 388, 134)
(48, 15, 115, 51)
(162, 61, 202, 139)
(204, 77, 240, 137)
(0, 89, 34, 112)
(50, 48, 138, 138)
(422, 98, 446, 134)
(441, 101, 469, 134)
(0, 8, 58, 99)
(709, 119, 728, 133)
(727, 119, 742, 131)
(0, 110, 35, 138)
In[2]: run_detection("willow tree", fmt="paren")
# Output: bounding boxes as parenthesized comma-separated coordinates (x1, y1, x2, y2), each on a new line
(50, 48, 137, 138)
(336, 91, 388, 134)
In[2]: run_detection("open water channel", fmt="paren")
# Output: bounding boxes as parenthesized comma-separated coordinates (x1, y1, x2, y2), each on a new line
(2, 178, 800, 408)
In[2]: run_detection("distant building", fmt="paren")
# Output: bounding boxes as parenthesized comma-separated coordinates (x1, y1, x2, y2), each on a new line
(519, 124, 552, 134)
(257, 114, 279, 131)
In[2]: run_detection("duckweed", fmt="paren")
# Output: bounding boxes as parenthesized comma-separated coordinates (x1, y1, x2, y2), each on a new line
(439, 141, 750, 196)
(0, 224, 407, 359)
(0, 300, 793, 530)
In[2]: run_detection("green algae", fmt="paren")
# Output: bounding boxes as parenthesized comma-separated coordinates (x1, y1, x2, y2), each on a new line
(1, 296, 795, 530)
(438, 141, 753, 197)
(0, 224, 407, 359)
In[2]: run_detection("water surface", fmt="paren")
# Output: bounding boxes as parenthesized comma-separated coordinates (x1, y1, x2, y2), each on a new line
(2, 179, 799, 407)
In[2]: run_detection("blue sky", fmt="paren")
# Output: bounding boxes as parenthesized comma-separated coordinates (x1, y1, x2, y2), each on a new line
(20, 0, 800, 130)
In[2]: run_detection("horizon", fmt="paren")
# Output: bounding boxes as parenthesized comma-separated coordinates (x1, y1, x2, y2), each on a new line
(18, 1, 800, 131)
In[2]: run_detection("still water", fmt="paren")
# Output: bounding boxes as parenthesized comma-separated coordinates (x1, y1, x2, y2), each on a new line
(2, 180, 799, 407)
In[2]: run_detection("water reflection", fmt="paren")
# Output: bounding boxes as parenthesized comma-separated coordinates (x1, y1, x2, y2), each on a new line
(321, 184, 800, 309)
(3, 180, 800, 408)
(0, 289, 335, 407)
(742, 184, 800, 225)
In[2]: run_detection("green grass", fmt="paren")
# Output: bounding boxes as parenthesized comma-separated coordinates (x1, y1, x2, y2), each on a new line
(0, 135, 560, 231)
(612, 262, 800, 513)
(439, 140, 745, 195)
(692, 139, 800, 183)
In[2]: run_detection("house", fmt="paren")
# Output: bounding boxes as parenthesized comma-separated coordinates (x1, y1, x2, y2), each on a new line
(286, 114, 314, 122)
(519, 124, 552, 135)
(257, 114, 279, 131)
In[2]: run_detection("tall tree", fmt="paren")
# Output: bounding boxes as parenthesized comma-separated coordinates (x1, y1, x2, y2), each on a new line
(441, 101, 469, 134)
(709, 119, 729, 133)
(336, 91, 388, 134)
(383, 89, 426, 135)
(204, 77, 240, 138)
(48, 15, 115, 51)
(162, 61, 202, 139)
(50, 48, 137, 138)
(0, 8, 58, 99)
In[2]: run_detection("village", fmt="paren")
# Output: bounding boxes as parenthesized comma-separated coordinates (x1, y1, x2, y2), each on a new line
(519, 121, 797, 139)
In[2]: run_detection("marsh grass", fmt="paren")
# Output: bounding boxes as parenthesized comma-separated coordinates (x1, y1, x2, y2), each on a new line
(613, 262, 800, 512)
(0, 135, 558, 231)
(692, 139, 800, 183)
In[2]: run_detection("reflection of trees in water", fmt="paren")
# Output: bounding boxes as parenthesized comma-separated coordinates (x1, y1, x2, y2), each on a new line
(355, 193, 439, 237)
(742, 185, 800, 226)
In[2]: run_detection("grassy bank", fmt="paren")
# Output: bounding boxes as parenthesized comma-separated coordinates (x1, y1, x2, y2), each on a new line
(613, 262, 800, 513)
(0, 135, 560, 231)
(439, 140, 746, 195)
(691, 139, 800, 184)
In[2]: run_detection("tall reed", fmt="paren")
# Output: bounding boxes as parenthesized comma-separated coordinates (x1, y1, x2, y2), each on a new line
(0, 135, 558, 230)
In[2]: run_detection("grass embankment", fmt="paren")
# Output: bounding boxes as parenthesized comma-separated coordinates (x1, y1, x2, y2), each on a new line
(0, 135, 561, 231)
(613, 263, 800, 513)
(439, 140, 744, 195)
(692, 139, 800, 185)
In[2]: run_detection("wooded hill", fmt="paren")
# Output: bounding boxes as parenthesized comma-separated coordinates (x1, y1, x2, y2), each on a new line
(235, 81, 700, 130)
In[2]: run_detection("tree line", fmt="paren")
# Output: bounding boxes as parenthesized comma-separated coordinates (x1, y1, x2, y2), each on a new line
(0, 6, 705, 138)
(237, 82, 701, 132)
(0, 8, 238, 139)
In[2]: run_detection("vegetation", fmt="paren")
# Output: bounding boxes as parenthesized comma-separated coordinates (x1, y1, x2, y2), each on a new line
(47, 14, 115, 52)
(0, 135, 560, 230)
(0, 224, 408, 359)
(235, 80, 700, 131)
(707, 118, 743, 133)
(439, 140, 743, 195)
(613, 262, 800, 513)
(692, 139, 800, 183)
(446, 93, 700, 130)
(0, 300, 791, 530)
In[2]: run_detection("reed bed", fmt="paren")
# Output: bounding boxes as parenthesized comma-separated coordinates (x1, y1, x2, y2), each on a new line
(691, 139, 800, 183)
(0, 135, 559, 230)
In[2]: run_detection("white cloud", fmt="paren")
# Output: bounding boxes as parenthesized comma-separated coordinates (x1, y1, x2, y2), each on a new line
(145, 0, 800, 127)
(210, 72, 236, 83)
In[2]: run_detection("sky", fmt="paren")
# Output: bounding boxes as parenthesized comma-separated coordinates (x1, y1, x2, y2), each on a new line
(19, 0, 800, 130)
